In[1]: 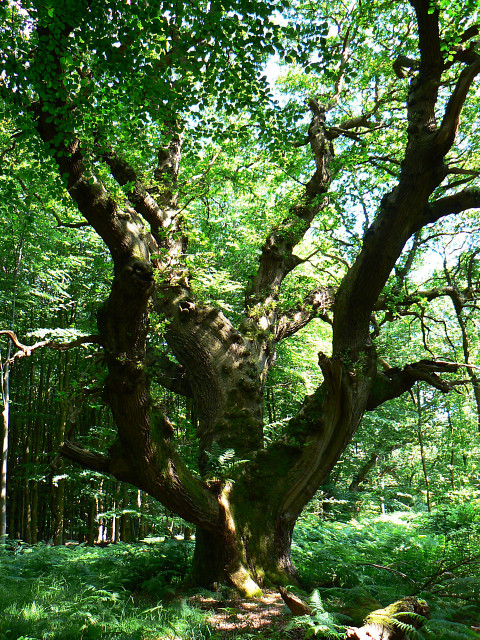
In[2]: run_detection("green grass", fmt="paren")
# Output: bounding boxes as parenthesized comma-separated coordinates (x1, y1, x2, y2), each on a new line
(0, 539, 211, 640)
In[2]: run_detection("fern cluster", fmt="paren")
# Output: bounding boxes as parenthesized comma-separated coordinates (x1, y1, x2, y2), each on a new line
(204, 442, 248, 479)
(286, 589, 348, 639)
(291, 511, 480, 639)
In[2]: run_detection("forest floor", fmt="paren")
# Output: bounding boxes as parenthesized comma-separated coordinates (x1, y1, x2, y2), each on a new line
(1, 512, 479, 639)
(190, 589, 304, 638)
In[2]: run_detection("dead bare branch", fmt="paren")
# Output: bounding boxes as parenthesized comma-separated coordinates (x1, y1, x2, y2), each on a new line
(0, 330, 103, 363)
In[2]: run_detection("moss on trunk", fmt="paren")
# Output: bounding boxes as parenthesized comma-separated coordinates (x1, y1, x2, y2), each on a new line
(189, 478, 300, 596)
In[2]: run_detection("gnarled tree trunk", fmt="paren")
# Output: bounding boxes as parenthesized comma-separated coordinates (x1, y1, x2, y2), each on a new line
(5, 0, 478, 596)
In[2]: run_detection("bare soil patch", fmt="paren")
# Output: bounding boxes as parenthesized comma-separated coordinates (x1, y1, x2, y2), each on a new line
(190, 589, 304, 638)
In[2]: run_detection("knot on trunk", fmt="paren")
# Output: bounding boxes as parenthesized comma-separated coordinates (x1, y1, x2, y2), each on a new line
(179, 300, 196, 315)
(119, 258, 154, 295)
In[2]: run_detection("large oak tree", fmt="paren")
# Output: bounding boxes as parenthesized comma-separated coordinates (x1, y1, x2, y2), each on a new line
(2, 0, 480, 594)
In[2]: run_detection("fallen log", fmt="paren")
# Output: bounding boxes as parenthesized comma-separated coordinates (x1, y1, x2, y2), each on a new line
(345, 597, 430, 640)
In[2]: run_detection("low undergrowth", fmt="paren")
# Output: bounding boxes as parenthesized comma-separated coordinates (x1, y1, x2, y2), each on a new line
(0, 538, 205, 640)
(0, 506, 479, 639)
(291, 505, 480, 639)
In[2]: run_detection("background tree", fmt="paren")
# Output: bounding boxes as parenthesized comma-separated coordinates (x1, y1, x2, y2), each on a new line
(1, 0, 480, 595)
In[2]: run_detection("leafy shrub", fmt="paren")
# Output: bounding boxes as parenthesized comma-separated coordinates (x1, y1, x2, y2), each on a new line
(424, 503, 480, 538)
(99, 539, 194, 592)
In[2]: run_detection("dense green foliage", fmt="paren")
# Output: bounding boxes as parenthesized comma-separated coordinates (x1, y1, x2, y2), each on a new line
(0, 539, 203, 640)
(1, 508, 479, 639)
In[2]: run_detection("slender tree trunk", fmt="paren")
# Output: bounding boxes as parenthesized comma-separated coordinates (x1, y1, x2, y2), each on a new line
(31, 482, 38, 544)
(8, 482, 16, 540)
(449, 288, 480, 433)
(380, 479, 386, 515)
(30, 355, 46, 544)
(460, 355, 480, 433)
(0, 226, 25, 541)
(446, 404, 456, 492)
(25, 479, 32, 544)
(87, 495, 96, 546)
(96, 480, 105, 543)
(0, 340, 11, 541)
(53, 351, 70, 545)
(120, 484, 129, 542)
(416, 386, 431, 512)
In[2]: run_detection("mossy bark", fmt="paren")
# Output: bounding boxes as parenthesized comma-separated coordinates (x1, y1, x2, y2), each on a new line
(189, 480, 299, 595)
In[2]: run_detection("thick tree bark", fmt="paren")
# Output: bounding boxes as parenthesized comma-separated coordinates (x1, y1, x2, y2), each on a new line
(416, 386, 432, 512)
(190, 478, 301, 592)
(0, 340, 10, 541)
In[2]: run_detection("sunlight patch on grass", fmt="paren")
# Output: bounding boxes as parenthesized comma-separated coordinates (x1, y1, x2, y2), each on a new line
(378, 512, 416, 525)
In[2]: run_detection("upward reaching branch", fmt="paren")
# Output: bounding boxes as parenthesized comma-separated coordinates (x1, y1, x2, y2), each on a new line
(34, 17, 156, 268)
(437, 55, 480, 149)
(410, 0, 442, 74)
(243, 100, 334, 335)
(100, 140, 186, 270)
(332, 4, 479, 354)
(407, 0, 443, 132)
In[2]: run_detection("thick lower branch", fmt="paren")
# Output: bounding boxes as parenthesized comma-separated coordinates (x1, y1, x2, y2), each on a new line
(0, 330, 103, 363)
(59, 439, 220, 530)
(59, 441, 114, 474)
(366, 359, 459, 410)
